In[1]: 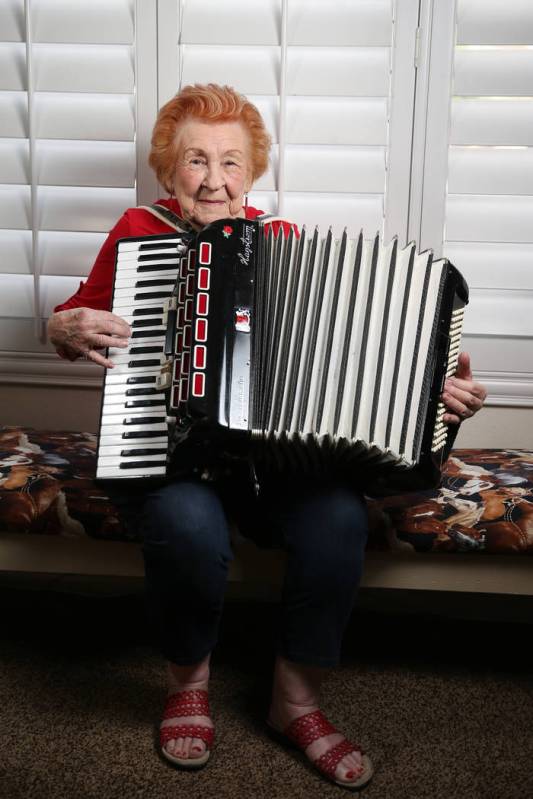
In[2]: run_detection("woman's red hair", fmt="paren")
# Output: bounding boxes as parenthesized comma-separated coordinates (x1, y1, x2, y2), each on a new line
(149, 83, 271, 193)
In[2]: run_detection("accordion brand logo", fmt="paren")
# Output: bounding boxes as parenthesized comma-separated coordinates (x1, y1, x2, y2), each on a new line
(222, 225, 233, 238)
(238, 224, 254, 266)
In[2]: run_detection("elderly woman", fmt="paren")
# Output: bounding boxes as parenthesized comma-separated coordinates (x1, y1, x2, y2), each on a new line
(48, 84, 486, 790)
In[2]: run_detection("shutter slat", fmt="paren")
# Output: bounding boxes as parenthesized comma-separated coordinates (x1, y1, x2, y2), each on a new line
(182, 0, 278, 45)
(0, 229, 105, 276)
(460, 334, 532, 374)
(289, 0, 392, 46)
(285, 145, 385, 193)
(0, 43, 26, 90)
(0, 140, 28, 183)
(180, 0, 392, 46)
(0, 0, 23, 43)
(182, 46, 390, 97)
(0, 140, 136, 187)
(38, 186, 135, 232)
(446, 195, 533, 243)
(0, 185, 30, 229)
(451, 98, 533, 145)
(0, 274, 34, 317)
(444, 242, 533, 290)
(463, 289, 533, 338)
(288, 97, 387, 145)
(32, 0, 134, 45)
(454, 48, 533, 96)
(0, 92, 135, 140)
(457, 0, 533, 45)
(34, 44, 134, 93)
(448, 146, 533, 196)
(289, 48, 390, 96)
(0, 230, 32, 274)
(39, 231, 106, 276)
(0, 92, 27, 137)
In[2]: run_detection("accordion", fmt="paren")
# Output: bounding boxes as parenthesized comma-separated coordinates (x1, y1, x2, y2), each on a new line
(96, 217, 468, 493)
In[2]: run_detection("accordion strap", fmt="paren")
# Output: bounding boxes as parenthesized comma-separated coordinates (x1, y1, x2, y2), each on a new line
(138, 204, 297, 234)
(137, 203, 193, 232)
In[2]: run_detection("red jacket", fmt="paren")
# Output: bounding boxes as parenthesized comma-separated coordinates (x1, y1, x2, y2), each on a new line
(55, 199, 296, 313)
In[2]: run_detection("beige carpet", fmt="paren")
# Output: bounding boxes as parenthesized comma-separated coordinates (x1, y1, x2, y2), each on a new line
(0, 585, 532, 799)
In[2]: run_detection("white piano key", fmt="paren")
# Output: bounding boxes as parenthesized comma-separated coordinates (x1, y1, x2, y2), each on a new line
(98, 442, 169, 458)
(96, 464, 167, 479)
(114, 265, 180, 280)
(98, 452, 168, 467)
(114, 282, 175, 294)
(103, 369, 161, 385)
(102, 397, 167, 413)
(98, 421, 168, 435)
(98, 432, 168, 447)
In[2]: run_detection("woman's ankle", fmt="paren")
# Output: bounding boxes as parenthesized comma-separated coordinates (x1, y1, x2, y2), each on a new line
(167, 653, 211, 692)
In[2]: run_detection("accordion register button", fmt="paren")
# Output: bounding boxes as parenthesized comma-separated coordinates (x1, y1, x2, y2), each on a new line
(188, 249, 196, 270)
(199, 242, 211, 265)
(193, 345, 206, 369)
(195, 318, 207, 342)
(197, 293, 209, 316)
(198, 267, 210, 290)
(192, 372, 205, 397)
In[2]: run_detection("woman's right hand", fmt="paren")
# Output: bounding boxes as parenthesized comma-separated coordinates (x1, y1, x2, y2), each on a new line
(47, 307, 131, 369)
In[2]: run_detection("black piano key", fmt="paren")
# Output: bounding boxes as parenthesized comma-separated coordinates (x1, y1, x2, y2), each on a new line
(126, 375, 156, 384)
(122, 430, 163, 438)
(134, 291, 173, 300)
(123, 416, 165, 426)
(133, 306, 164, 316)
(138, 252, 179, 262)
(135, 279, 174, 288)
(138, 240, 177, 251)
(120, 448, 168, 457)
(125, 387, 159, 396)
(128, 344, 163, 355)
(119, 460, 167, 469)
(131, 329, 164, 339)
(127, 358, 161, 368)
(129, 345, 163, 355)
(132, 318, 163, 327)
(137, 263, 178, 272)
(165, 308, 177, 356)
(125, 399, 165, 408)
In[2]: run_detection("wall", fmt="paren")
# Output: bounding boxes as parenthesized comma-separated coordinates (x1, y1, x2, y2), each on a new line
(1, 383, 532, 449)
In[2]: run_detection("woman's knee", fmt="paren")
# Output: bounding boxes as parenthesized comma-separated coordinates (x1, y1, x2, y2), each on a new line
(286, 485, 368, 579)
(141, 480, 233, 564)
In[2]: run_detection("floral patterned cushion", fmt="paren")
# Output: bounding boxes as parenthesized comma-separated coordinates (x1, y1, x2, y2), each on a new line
(1, 426, 532, 553)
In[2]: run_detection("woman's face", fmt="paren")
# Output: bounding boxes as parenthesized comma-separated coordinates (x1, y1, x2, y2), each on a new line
(172, 118, 253, 229)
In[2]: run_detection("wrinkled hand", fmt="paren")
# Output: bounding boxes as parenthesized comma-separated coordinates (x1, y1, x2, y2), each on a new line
(47, 307, 131, 369)
(441, 352, 487, 425)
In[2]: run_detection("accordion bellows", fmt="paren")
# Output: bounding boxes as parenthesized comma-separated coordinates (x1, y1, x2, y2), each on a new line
(96, 218, 468, 492)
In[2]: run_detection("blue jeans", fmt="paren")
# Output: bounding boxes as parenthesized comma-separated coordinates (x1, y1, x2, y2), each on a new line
(115, 475, 368, 667)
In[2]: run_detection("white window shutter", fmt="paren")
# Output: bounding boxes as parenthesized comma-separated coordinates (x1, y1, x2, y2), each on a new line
(414, 0, 533, 407)
(0, 0, 139, 385)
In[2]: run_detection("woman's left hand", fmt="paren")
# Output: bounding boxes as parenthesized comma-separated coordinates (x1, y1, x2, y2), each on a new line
(441, 352, 487, 424)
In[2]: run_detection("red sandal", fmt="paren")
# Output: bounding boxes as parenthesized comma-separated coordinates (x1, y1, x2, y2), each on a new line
(159, 689, 214, 769)
(268, 709, 373, 790)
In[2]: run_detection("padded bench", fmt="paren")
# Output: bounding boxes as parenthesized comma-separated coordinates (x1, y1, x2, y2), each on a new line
(0, 426, 531, 597)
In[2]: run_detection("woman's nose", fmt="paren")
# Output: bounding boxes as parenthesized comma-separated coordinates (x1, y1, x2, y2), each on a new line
(203, 162, 223, 190)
